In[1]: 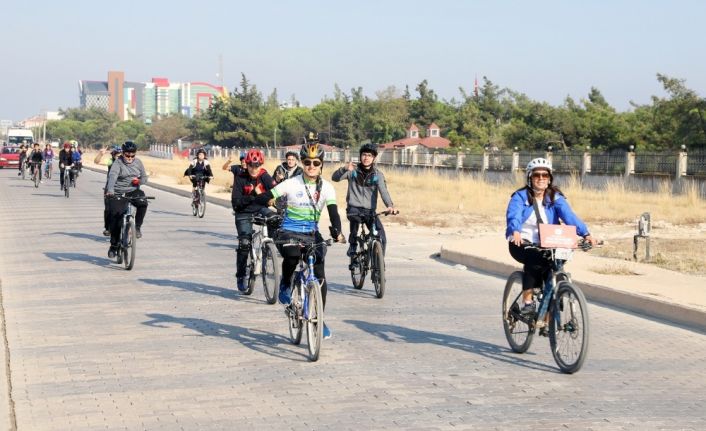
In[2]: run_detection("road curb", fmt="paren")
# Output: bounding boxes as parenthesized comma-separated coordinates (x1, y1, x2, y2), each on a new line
(440, 246, 706, 334)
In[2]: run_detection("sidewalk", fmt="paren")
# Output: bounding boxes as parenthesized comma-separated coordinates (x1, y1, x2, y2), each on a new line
(440, 235, 706, 333)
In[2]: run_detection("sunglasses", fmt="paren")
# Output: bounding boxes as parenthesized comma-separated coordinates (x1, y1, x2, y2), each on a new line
(123, 153, 136, 159)
(531, 172, 550, 179)
(303, 159, 322, 167)
(247, 162, 261, 168)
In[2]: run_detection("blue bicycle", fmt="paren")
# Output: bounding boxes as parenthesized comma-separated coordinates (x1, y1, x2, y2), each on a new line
(284, 238, 332, 362)
(502, 239, 598, 374)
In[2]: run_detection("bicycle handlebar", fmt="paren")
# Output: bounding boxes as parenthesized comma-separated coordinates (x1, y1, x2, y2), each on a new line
(377, 209, 400, 216)
(521, 238, 603, 251)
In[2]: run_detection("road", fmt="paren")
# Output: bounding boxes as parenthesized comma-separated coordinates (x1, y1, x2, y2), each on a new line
(0, 167, 705, 430)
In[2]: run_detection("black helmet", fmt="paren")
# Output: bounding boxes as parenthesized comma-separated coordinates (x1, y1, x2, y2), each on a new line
(359, 143, 378, 157)
(299, 142, 324, 161)
(196, 148, 207, 157)
(122, 140, 138, 153)
(305, 131, 319, 143)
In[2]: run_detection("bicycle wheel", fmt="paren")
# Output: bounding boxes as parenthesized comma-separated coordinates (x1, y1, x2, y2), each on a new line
(64, 173, 70, 198)
(305, 280, 324, 362)
(242, 251, 255, 295)
(123, 217, 137, 270)
(191, 191, 198, 216)
(33, 170, 39, 188)
(549, 282, 590, 374)
(21, 166, 25, 180)
(197, 189, 206, 218)
(262, 242, 280, 304)
(350, 248, 366, 290)
(288, 277, 303, 345)
(371, 240, 386, 298)
(502, 271, 534, 353)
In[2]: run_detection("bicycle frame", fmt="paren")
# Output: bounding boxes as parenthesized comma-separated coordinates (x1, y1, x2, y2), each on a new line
(295, 248, 322, 321)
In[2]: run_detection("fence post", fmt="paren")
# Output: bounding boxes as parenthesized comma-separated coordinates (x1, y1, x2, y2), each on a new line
(482, 151, 489, 172)
(677, 148, 688, 179)
(432, 151, 438, 169)
(512, 148, 520, 172)
(411, 149, 418, 167)
(456, 152, 464, 170)
(344, 147, 350, 162)
(582, 148, 592, 175)
(392, 150, 399, 166)
(625, 149, 635, 176)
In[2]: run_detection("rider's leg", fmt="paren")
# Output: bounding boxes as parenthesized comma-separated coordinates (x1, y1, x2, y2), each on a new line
(107, 197, 128, 248)
(235, 215, 254, 279)
(59, 168, 65, 188)
(509, 242, 548, 304)
(375, 217, 387, 253)
(129, 191, 148, 230)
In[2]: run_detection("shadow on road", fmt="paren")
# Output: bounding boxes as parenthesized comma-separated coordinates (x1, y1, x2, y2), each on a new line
(328, 281, 377, 299)
(139, 278, 265, 304)
(49, 231, 109, 243)
(206, 242, 236, 250)
(344, 319, 558, 373)
(44, 251, 112, 267)
(175, 229, 236, 241)
(150, 209, 191, 217)
(30, 193, 64, 198)
(142, 313, 307, 361)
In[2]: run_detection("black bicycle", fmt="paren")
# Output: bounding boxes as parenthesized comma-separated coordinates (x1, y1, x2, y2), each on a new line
(241, 213, 282, 304)
(349, 210, 397, 298)
(61, 166, 73, 198)
(110, 194, 155, 270)
(502, 239, 599, 373)
(190, 174, 210, 218)
(30, 162, 41, 188)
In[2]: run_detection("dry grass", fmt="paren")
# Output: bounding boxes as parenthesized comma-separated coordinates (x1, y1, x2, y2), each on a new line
(594, 237, 706, 275)
(590, 263, 643, 276)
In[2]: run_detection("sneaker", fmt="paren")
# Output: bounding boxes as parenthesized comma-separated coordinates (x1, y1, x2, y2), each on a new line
(236, 277, 247, 292)
(278, 283, 292, 304)
(103, 229, 110, 237)
(108, 246, 117, 259)
(346, 244, 357, 257)
(136, 229, 142, 239)
(323, 323, 332, 339)
(520, 301, 536, 316)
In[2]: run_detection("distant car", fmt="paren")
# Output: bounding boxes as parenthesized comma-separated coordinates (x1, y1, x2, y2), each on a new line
(0, 146, 21, 168)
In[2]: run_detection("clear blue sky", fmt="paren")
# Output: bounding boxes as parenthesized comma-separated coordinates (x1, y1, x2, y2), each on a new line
(2, 0, 705, 121)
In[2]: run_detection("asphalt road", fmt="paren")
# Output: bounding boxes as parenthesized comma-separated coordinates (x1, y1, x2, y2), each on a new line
(0, 167, 705, 430)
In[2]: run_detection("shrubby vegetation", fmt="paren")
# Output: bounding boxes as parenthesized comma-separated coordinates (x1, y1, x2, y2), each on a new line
(47, 74, 706, 152)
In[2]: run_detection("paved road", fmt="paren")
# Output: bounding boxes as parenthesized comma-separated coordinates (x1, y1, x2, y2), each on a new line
(1, 167, 705, 430)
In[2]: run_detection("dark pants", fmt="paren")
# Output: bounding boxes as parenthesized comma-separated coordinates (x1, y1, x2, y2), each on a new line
(347, 207, 387, 252)
(235, 207, 275, 278)
(29, 163, 42, 180)
(107, 190, 148, 247)
(277, 230, 328, 310)
(103, 196, 109, 230)
(509, 242, 552, 291)
(59, 168, 75, 188)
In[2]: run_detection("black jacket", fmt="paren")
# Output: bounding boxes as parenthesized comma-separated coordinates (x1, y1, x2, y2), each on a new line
(231, 168, 276, 213)
(59, 149, 73, 167)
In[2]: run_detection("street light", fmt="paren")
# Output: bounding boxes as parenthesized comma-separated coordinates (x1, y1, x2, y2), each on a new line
(629, 145, 635, 151)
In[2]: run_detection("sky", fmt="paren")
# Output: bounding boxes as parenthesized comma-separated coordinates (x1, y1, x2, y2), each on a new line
(2, 0, 705, 121)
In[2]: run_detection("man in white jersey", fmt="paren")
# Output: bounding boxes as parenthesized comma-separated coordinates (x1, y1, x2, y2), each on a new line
(255, 136, 345, 339)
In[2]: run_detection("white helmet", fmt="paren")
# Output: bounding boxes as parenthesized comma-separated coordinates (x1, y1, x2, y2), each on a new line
(526, 157, 552, 186)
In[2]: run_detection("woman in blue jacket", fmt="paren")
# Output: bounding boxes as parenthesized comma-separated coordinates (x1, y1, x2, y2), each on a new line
(505, 158, 598, 314)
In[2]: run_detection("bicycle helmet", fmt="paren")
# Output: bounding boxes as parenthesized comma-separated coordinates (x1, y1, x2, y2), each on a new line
(122, 140, 138, 153)
(244, 149, 265, 166)
(63, 141, 71, 149)
(299, 142, 324, 161)
(526, 157, 553, 186)
(359, 143, 378, 157)
(239, 150, 247, 161)
(110, 145, 122, 156)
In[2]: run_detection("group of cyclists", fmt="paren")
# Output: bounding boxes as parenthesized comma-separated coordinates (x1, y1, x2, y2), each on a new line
(15, 141, 82, 187)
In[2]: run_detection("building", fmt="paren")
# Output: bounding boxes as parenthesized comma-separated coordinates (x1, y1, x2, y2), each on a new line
(79, 71, 226, 123)
(378, 123, 451, 151)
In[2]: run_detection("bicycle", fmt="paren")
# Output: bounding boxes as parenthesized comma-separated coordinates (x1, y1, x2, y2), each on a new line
(20, 158, 27, 180)
(283, 237, 333, 362)
(110, 193, 155, 270)
(44, 160, 53, 180)
(240, 213, 282, 303)
(190, 174, 210, 218)
(61, 166, 72, 198)
(349, 210, 397, 298)
(501, 238, 599, 374)
(30, 162, 41, 188)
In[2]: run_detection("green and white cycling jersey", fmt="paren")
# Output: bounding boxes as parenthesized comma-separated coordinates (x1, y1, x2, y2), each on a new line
(271, 175, 337, 233)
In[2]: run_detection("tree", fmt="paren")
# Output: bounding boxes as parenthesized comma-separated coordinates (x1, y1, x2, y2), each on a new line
(149, 115, 189, 145)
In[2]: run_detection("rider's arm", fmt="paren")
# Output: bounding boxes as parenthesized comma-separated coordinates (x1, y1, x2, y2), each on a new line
(505, 190, 527, 240)
(553, 195, 590, 237)
(326, 203, 343, 237)
(331, 166, 350, 182)
(94, 151, 105, 165)
(222, 158, 233, 171)
(204, 164, 214, 178)
(376, 170, 394, 209)
(106, 160, 121, 194)
(184, 165, 192, 176)
(231, 176, 252, 210)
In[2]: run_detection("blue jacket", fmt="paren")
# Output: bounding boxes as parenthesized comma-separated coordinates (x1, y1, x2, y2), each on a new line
(505, 188, 590, 239)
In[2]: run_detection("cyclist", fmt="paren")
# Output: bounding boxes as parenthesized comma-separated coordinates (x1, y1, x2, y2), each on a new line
(27, 143, 45, 182)
(58, 142, 75, 189)
(273, 150, 303, 213)
(332, 143, 396, 256)
(231, 149, 277, 292)
(506, 158, 598, 315)
(105, 141, 149, 258)
(71, 143, 83, 173)
(183, 148, 214, 190)
(254, 136, 345, 339)
(43, 143, 55, 178)
(222, 150, 248, 177)
(17, 144, 27, 176)
(95, 145, 123, 236)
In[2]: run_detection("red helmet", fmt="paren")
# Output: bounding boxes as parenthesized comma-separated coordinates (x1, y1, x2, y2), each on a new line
(63, 141, 71, 149)
(244, 149, 265, 166)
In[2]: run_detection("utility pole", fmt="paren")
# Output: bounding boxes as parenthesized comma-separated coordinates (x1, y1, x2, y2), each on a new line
(274, 126, 278, 148)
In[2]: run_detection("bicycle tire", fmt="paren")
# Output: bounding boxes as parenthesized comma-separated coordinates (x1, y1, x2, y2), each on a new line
(350, 249, 366, 290)
(191, 191, 198, 216)
(64, 172, 70, 198)
(242, 252, 255, 295)
(306, 280, 324, 362)
(33, 170, 39, 188)
(371, 240, 386, 298)
(124, 218, 136, 270)
(262, 242, 280, 304)
(549, 281, 590, 374)
(21, 166, 25, 180)
(288, 277, 303, 345)
(502, 271, 534, 353)
(198, 189, 206, 218)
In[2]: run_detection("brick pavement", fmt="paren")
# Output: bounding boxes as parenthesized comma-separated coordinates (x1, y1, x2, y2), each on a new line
(0, 168, 705, 430)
